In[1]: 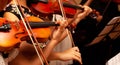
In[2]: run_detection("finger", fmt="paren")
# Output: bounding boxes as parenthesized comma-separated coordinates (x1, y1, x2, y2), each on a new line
(72, 47, 80, 52)
(73, 54, 83, 64)
(71, 50, 82, 64)
(74, 52, 81, 57)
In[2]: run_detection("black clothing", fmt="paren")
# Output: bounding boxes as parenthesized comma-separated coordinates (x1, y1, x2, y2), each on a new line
(72, 0, 120, 65)
(4, 4, 34, 19)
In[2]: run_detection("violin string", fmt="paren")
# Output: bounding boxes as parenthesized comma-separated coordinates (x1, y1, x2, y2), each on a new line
(13, 0, 49, 65)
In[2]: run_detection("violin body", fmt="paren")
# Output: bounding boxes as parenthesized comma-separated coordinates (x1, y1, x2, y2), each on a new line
(29, 0, 80, 18)
(113, 0, 120, 4)
(0, 18, 6, 26)
(30, 2, 53, 14)
(0, 16, 51, 51)
(26, 16, 51, 38)
(101, 0, 120, 4)
(26, 16, 51, 43)
(29, 0, 99, 19)
(0, 19, 27, 51)
(0, 0, 11, 11)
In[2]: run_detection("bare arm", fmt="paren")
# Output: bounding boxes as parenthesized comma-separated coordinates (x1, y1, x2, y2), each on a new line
(84, 0, 93, 6)
(47, 47, 82, 64)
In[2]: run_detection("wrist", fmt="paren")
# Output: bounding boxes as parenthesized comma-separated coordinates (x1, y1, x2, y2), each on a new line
(48, 52, 61, 61)
(48, 39, 59, 47)
(71, 22, 77, 28)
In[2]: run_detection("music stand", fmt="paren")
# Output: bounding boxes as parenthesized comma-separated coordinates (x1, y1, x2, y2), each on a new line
(86, 16, 120, 46)
(106, 52, 120, 65)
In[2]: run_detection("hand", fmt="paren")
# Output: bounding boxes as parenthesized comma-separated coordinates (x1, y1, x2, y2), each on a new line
(92, 9, 103, 22)
(50, 20, 68, 43)
(43, 20, 68, 60)
(72, 5, 92, 25)
(57, 47, 82, 64)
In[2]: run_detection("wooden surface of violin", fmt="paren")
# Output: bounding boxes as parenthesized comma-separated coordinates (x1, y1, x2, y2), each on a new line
(26, 16, 51, 39)
(0, 0, 11, 11)
(0, 18, 27, 51)
(0, 16, 53, 51)
(113, 0, 120, 4)
(29, 0, 100, 19)
(29, 0, 84, 18)
(0, 18, 6, 26)
(101, 0, 120, 4)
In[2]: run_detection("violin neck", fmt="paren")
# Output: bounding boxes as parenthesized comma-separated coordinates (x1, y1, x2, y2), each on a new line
(0, 22, 59, 31)
(29, 0, 48, 3)
(63, 2, 84, 10)
(29, 22, 59, 28)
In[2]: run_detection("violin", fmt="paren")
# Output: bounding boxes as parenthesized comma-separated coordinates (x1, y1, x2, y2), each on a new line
(0, 0, 50, 64)
(28, 0, 84, 18)
(0, 0, 11, 11)
(0, 16, 59, 51)
(0, 17, 6, 26)
(28, 0, 98, 19)
(101, 0, 120, 4)
(113, 0, 120, 4)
